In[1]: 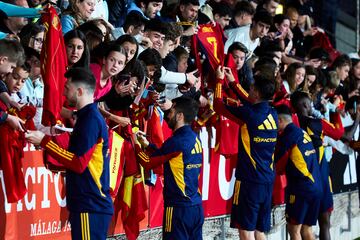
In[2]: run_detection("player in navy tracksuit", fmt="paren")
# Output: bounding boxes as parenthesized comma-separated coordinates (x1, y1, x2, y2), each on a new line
(135, 96, 203, 240)
(26, 68, 113, 240)
(214, 66, 277, 240)
(291, 91, 344, 240)
(275, 105, 323, 240)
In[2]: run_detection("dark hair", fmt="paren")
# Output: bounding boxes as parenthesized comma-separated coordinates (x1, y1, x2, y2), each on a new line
(64, 30, 90, 68)
(345, 96, 360, 111)
(290, 90, 310, 110)
(65, 67, 96, 91)
(273, 14, 290, 26)
(254, 56, 277, 81)
(18, 23, 45, 49)
(165, 22, 182, 42)
(77, 22, 105, 50)
(145, 18, 169, 35)
(138, 48, 162, 69)
(255, 39, 282, 57)
(116, 34, 139, 68)
(104, 42, 127, 60)
(123, 12, 147, 33)
(261, 0, 280, 4)
(19, 62, 31, 73)
(275, 104, 292, 116)
(135, 0, 162, 7)
(348, 60, 360, 98)
(24, 46, 40, 61)
(308, 47, 330, 61)
(116, 34, 139, 47)
(90, 19, 112, 42)
(172, 96, 199, 123)
(0, 39, 25, 65)
(349, 59, 360, 86)
(212, 1, 232, 18)
(351, 58, 360, 68)
(179, 0, 200, 6)
(233, 1, 255, 17)
(121, 59, 146, 85)
(228, 42, 248, 55)
(253, 9, 273, 26)
(174, 46, 189, 61)
(305, 65, 317, 76)
(285, 62, 305, 92)
(332, 54, 352, 70)
(253, 74, 275, 100)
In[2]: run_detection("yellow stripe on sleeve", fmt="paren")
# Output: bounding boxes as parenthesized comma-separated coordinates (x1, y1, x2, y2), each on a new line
(47, 141, 74, 158)
(46, 144, 73, 161)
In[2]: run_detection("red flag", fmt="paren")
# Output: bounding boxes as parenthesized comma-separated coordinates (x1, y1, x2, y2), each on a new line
(192, 23, 225, 72)
(146, 106, 164, 148)
(119, 175, 148, 240)
(0, 106, 36, 203)
(0, 124, 27, 203)
(312, 32, 341, 64)
(40, 6, 68, 126)
(146, 106, 164, 174)
(214, 54, 240, 156)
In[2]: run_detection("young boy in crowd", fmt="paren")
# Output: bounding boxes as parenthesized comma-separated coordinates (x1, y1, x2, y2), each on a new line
(174, 46, 189, 73)
(0, 39, 26, 110)
(0, 64, 30, 111)
(0, 39, 26, 130)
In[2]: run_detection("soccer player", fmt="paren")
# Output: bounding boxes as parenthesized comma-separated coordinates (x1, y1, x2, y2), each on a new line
(135, 96, 203, 240)
(25, 67, 113, 240)
(275, 105, 322, 240)
(214, 66, 278, 240)
(290, 91, 344, 240)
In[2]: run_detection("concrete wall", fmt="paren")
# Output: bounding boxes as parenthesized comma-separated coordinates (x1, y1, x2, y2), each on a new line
(109, 191, 360, 239)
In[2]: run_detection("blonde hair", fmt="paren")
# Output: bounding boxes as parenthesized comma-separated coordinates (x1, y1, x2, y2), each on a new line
(328, 71, 340, 89)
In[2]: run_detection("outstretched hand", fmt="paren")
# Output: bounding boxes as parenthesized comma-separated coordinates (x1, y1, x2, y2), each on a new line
(25, 130, 45, 145)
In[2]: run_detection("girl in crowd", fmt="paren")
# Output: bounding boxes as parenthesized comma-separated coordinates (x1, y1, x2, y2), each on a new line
(91, 18, 113, 42)
(77, 21, 105, 51)
(332, 54, 352, 101)
(272, 14, 293, 55)
(97, 59, 146, 128)
(64, 29, 90, 69)
(348, 59, 360, 98)
(116, 34, 139, 69)
(90, 43, 127, 100)
(19, 23, 45, 52)
(61, 0, 96, 34)
(283, 62, 306, 94)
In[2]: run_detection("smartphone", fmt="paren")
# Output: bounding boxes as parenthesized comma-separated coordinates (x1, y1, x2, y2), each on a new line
(193, 70, 200, 78)
(20, 122, 28, 133)
(157, 97, 166, 104)
(117, 74, 131, 84)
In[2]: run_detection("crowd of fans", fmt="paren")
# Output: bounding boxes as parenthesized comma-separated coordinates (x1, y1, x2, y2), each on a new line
(1, 0, 360, 239)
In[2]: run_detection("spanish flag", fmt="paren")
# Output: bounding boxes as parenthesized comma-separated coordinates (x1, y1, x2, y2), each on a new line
(40, 6, 67, 126)
(118, 174, 148, 240)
